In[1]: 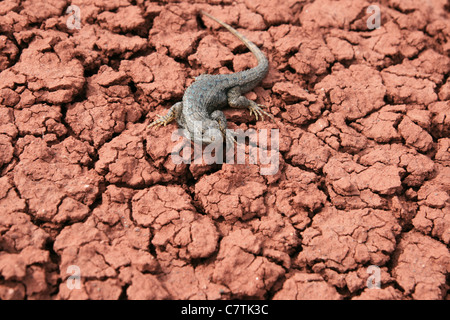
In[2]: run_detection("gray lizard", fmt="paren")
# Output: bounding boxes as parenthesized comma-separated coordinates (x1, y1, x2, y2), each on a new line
(148, 10, 273, 145)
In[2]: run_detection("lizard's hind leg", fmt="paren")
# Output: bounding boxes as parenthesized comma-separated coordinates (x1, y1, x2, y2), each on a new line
(148, 102, 183, 128)
(227, 87, 274, 122)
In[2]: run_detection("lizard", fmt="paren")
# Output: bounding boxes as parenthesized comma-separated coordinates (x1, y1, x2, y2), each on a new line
(148, 10, 274, 146)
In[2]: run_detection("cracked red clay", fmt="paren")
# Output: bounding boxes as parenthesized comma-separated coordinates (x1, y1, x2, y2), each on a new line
(0, 0, 449, 300)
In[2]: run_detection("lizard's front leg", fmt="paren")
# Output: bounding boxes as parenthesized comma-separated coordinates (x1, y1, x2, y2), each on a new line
(227, 86, 274, 122)
(148, 102, 183, 128)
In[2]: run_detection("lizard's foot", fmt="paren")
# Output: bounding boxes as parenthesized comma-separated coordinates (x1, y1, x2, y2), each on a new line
(148, 113, 176, 129)
(227, 87, 276, 123)
(248, 103, 275, 122)
(147, 102, 183, 129)
(148, 114, 173, 128)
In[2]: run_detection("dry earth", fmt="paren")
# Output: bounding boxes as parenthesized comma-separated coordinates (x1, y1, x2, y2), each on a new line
(0, 0, 449, 300)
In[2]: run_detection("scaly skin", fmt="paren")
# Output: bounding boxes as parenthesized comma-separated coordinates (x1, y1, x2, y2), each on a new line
(148, 10, 273, 145)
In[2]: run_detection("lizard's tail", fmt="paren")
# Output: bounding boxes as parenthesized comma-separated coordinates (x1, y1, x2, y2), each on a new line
(200, 10, 268, 68)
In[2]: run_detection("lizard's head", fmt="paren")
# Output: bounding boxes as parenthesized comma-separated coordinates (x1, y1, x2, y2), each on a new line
(189, 120, 223, 145)
(200, 120, 224, 145)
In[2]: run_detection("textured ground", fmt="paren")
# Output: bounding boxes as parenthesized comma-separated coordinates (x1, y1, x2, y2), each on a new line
(0, 0, 449, 300)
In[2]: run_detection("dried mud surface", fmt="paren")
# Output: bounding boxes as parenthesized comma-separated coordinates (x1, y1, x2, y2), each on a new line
(0, 0, 449, 300)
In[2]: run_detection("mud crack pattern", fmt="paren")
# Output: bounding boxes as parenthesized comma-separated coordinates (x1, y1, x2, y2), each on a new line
(0, 0, 449, 300)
